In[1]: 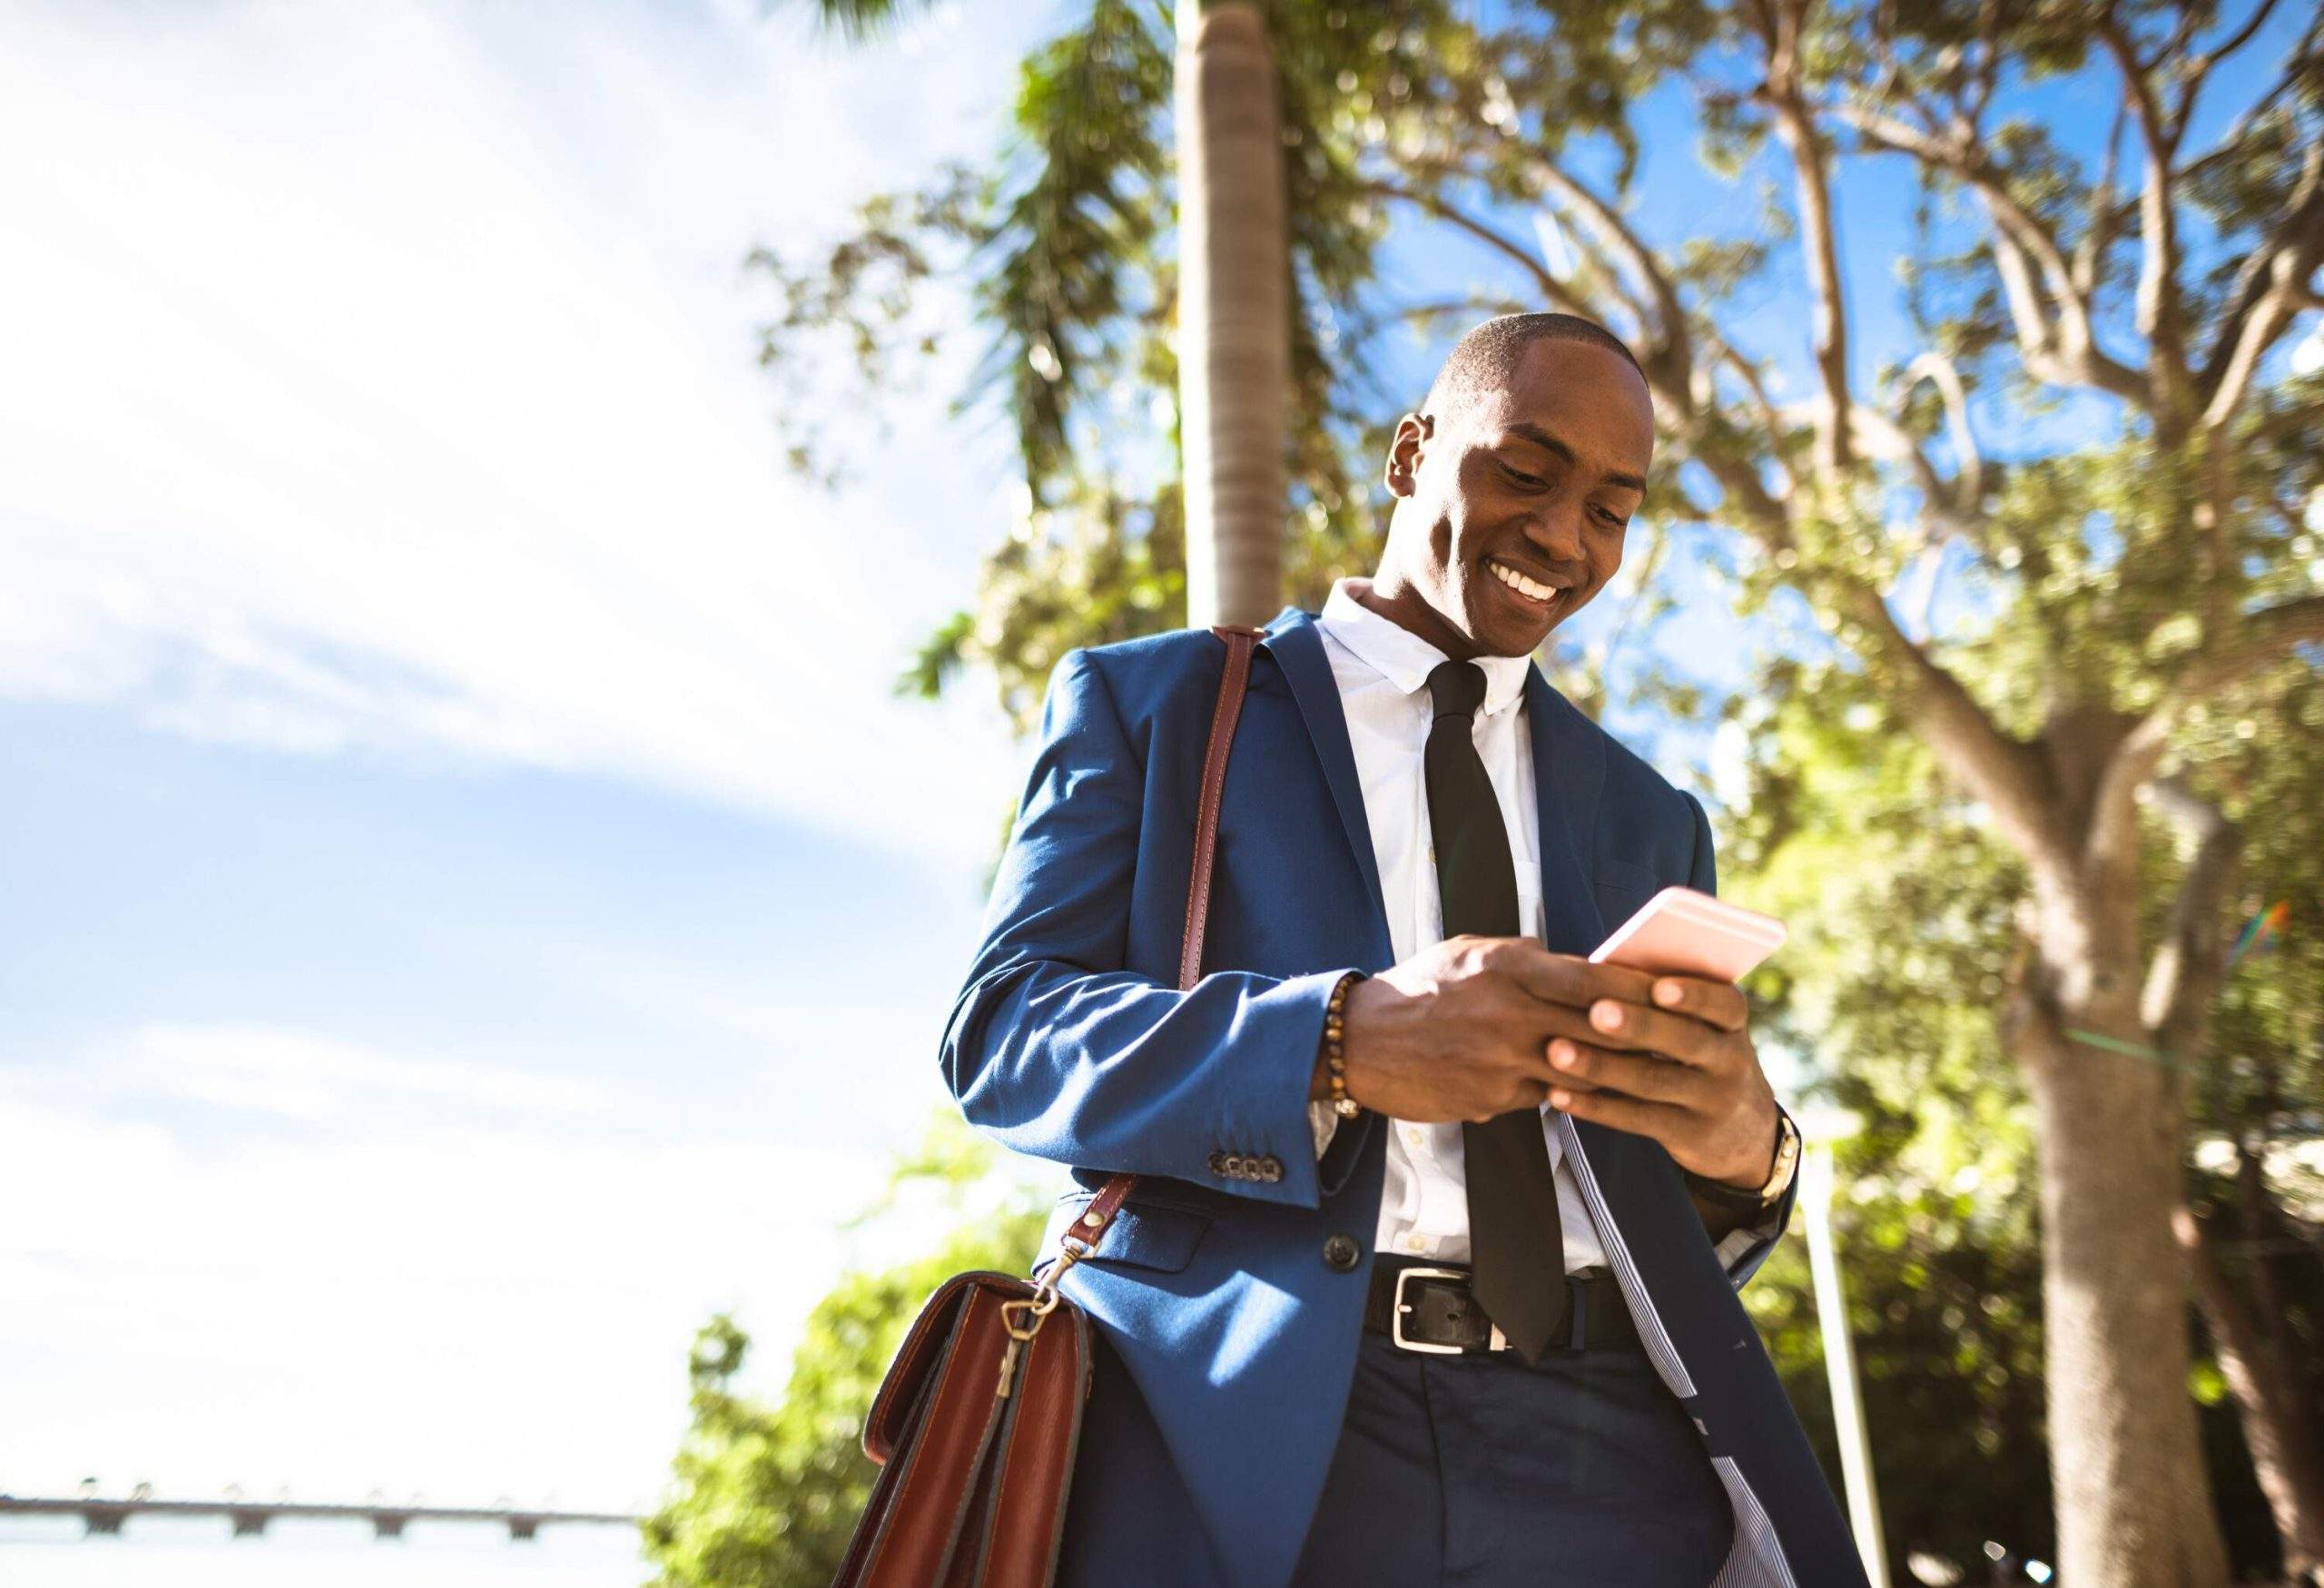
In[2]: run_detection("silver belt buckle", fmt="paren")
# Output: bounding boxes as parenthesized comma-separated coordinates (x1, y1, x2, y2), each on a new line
(1391, 1266, 1482, 1355)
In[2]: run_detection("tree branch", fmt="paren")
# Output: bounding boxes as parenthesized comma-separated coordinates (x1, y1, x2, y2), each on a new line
(2171, 0, 2287, 142)
(2095, 15, 2195, 419)
(1361, 180, 1590, 319)
(1826, 575, 2068, 869)
(1392, 295, 1534, 327)
(1856, 349, 1986, 538)
(1525, 162, 1693, 378)
(2176, 1198, 2324, 1576)
(1775, 120, 1855, 478)
(1703, 328, 1789, 451)
(2073, 103, 2129, 299)
(2090, 595, 2324, 872)
(1755, 0, 1855, 482)
(1838, 105, 2151, 409)
(2138, 775, 2242, 1052)
(2199, 140, 2324, 430)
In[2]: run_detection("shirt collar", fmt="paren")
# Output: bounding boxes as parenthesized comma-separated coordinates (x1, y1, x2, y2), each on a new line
(1317, 577, 1531, 717)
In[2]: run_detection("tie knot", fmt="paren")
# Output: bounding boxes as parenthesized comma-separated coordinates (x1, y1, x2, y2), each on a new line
(1426, 660, 1488, 722)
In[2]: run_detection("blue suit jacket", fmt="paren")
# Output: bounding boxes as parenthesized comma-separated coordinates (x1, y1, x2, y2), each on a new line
(942, 608, 1866, 1588)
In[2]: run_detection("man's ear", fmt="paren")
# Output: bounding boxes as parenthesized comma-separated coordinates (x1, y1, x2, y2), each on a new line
(1384, 412, 1433, 498)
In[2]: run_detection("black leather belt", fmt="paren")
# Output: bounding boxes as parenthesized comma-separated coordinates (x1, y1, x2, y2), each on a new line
(1363, 1254, 1640, 1356)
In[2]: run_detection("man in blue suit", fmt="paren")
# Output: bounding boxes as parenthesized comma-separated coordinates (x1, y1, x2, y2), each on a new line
(942, 314, 1867, 1587)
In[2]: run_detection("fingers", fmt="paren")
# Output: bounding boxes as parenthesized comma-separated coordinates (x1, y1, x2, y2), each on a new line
(1581, 997, 1735, 1069)
(1546, 1082, 1689, 1145)
(1546, 1037, 1708, 1109)
(1486, 940, 1658, 1010)
(1481, 941, 1750, 1035)
(1646, 974, 1749, 1033)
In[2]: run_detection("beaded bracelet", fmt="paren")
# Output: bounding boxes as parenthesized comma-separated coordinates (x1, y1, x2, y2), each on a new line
(1323, 971, 1364, 1119)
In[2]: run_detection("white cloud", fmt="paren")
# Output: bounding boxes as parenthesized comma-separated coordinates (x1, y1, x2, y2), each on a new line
(103, 1023, 622, 1122)
(0, 1053, 887, 1510)
(0, 0, 1042, 867)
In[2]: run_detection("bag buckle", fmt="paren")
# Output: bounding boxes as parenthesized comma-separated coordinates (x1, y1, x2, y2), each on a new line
(993, 1238, 1089, 1400)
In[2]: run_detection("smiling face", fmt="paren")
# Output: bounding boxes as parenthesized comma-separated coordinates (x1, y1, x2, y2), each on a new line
(1368, 337, 1655, 660)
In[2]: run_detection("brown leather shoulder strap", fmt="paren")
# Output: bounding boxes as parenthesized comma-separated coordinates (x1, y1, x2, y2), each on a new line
(1055, 624, 1263, 1264)
(1178, 625, 1261, 991)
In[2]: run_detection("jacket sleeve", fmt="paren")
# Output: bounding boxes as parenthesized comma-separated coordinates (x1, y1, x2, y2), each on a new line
(940, 647, 1348, 1209)
(1685, 789, 1796, 1289)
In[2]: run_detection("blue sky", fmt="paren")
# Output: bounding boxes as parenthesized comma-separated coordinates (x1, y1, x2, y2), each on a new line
(0, 0, 1061, 1515)
(2, 0, 2309, 1525)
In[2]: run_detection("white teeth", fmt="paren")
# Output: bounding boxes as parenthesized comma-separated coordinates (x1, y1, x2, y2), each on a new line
(1490, 560, 1557, 602)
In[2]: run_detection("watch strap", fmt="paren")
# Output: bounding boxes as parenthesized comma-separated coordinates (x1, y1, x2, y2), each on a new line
(1683, 1111, 1797, 1212)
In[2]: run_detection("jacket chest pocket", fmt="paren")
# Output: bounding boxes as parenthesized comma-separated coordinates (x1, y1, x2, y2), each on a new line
(1591, 857, 1661, 940)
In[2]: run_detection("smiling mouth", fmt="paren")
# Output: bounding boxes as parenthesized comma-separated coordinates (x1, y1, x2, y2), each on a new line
(1486, 557, 1566, 607)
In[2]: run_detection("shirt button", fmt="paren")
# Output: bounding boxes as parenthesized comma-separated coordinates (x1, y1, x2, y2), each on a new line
(1401, 1233, 1427, 1253)
(1403, 1127, 1426, 1150)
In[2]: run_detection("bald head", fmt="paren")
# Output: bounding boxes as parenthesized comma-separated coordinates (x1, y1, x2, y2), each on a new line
(1423, 313, 1644, 429)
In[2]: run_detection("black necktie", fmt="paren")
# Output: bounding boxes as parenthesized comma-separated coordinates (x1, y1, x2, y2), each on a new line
(1424, 660, 1565, 1364)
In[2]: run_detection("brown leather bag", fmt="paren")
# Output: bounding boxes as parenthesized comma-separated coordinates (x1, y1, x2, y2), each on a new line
(832, 624, 1264, 1588)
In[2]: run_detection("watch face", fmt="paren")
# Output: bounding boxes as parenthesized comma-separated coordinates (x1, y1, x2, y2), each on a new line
(1765, 1119, 1801, 1196)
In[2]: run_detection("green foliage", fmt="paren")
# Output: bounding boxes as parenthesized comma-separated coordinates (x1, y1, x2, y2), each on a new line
(1725, 638, 2324, 1577)
(785, 0, 940, 47)
(1728, 665, 2056, 1572)
(643, 1117, 1049, 1588)
(2187, 663, 2324, 1164)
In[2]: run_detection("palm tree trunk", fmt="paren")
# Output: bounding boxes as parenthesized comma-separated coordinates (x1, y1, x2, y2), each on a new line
(1174, 0, 1286, 629)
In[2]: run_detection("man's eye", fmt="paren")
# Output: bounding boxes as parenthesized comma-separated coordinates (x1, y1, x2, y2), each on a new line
(1499, 463, 1545, 489)
(1593, 507, 1630, 528)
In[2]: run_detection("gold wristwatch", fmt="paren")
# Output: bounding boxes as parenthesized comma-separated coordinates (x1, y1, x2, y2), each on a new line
(1683, 1110, 1801, 1212)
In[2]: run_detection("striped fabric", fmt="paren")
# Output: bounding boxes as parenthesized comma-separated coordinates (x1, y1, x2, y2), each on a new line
(1711, 1456, 1801, 1588)
(1556, 1114, 1697, 1398)
(1558, 1113, 1799, 1587)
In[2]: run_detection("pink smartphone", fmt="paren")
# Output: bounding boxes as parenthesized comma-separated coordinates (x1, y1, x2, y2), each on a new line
(1589, 886, 1787, 982)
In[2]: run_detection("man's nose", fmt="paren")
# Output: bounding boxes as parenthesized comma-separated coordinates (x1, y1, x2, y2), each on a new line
(1523, 498, 1586, 560)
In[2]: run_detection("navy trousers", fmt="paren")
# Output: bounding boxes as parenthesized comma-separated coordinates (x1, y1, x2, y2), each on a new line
(1057, 1323, 1733, 1587)
(1288, 1329, 1734, 1585)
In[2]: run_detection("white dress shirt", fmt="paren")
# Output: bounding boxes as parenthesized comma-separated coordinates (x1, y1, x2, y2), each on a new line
(1306, 578, 1610, 1272)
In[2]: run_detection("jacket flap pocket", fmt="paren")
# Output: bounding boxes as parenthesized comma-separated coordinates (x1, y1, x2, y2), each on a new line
(1050, 1195, 1214, 1275)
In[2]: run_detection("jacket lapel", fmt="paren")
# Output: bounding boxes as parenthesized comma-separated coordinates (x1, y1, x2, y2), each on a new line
(1521, 665, 1645, 1193)
(1260, 608, 1392, 960)
(1522, 663, 1608, 957)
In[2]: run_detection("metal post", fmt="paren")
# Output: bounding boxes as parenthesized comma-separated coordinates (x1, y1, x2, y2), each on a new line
(1802, 1138, 1891, 1588)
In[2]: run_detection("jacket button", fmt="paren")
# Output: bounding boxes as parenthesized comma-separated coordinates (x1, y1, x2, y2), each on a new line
(1207, 1150, 1228, 1176)
(1322, 1234, 1360, 1271)
(1258, 1156, 1284, 1182)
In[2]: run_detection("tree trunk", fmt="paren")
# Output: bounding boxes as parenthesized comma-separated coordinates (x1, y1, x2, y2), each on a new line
(2179, 1194, 2324, 1583)
(1174, 0, 1286, 629)
(2017, 870, 2232, 1587)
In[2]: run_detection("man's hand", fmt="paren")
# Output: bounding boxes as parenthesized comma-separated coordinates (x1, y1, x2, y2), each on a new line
(1320, 936, 1779, 1192)
(1323, 936, 1572, 1123)
(1541, 971, 1779, 1191)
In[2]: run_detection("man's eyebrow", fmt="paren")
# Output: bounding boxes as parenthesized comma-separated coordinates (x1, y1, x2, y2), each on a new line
(1503, 421, 1647, 494)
